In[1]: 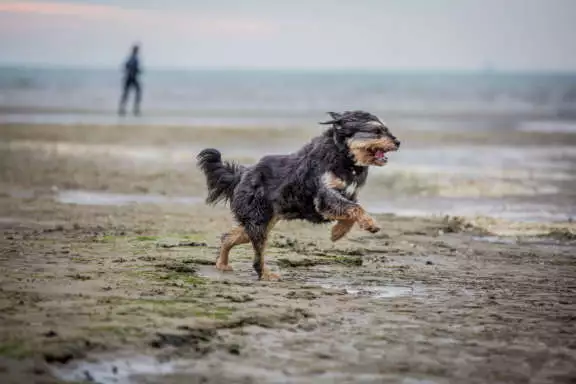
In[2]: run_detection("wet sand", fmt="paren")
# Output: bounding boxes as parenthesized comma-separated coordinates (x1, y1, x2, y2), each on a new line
(0, 123, 575, 384)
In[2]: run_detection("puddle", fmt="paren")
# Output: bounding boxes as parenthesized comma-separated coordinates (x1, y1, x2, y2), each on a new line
(344, 285, 419, 298)
(472, 236, 518, 245)
(52, 353, 288, 384)
(0, 139, 290, 165)
(51, 354, 182, 384)
(472, 235, 575, 247)
(5, 189, 36, 199)
(517, 120, 576, 134)
(402, 379, 441, 384)
(366, 196, 575, 223)
(196, 265, 234, 279)
(0, 216, 66, 229)
(57, 190, 202, 206)
(309, 278, 424, 299)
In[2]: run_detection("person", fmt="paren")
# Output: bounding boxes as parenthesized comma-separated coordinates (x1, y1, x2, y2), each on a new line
(118, 44, 142, 116)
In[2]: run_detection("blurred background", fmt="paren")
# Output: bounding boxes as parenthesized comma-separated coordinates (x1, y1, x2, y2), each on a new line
(1, 0, 575, 222)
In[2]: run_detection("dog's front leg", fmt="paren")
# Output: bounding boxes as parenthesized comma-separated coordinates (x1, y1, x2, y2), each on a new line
(331, 219, 355, 242)
(316, 189, 380, 239)
(331, 204, 380, 234)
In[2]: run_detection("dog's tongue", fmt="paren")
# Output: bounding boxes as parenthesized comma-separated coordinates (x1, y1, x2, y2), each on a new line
(375, 150, 387, 161)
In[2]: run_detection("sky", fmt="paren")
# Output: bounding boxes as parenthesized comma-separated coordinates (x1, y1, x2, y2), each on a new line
(0, 0, 575, 71)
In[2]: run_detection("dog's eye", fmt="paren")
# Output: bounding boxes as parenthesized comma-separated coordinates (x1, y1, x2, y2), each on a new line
(372, 128, 386, 137)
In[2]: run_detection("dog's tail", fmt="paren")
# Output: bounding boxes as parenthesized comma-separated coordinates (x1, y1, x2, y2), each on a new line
(197, 148, 245, 205)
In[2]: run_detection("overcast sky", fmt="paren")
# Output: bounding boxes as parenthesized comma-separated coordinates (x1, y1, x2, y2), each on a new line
(0, 0, 575, 70)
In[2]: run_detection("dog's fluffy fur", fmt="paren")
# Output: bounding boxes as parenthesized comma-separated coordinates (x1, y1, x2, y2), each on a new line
(197, 110, 400, 280)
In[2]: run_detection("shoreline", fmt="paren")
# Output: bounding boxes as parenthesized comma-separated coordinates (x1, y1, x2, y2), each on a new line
(1, 122, 575, 223)
(2, 111, 576, 132)
(2, 122, 576, 145)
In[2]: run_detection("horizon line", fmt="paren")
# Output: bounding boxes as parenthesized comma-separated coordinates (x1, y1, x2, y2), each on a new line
(1, 62, 576, 75)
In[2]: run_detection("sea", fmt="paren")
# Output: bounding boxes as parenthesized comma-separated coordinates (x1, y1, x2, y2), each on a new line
(2, 66, 576, 128)
(1, 66, 575, 223)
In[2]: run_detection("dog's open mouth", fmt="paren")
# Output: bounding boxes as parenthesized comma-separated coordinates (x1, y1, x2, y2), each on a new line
(348, 137, 399, 167)
(370, 147, 395, 166)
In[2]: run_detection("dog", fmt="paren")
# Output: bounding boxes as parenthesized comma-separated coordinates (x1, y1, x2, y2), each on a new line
(197, 110, 400, 281)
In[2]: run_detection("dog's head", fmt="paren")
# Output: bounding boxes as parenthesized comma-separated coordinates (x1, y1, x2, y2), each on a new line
(321, 110, 400, 166)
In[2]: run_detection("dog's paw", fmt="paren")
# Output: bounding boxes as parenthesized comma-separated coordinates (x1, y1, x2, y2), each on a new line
(366, 225, 381, 234)
(331, 232, 345, 242)
(260, 269, 282, 281)
(215, 262, 234, 272)
(359, 217, 380, 234)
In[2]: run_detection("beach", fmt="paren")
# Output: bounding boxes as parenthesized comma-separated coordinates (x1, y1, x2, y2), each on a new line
(0, 119, 575, 383)
(3, 0, 576, 377)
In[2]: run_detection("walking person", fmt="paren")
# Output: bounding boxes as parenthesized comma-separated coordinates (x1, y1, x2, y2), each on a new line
(118, 44, 142, 116)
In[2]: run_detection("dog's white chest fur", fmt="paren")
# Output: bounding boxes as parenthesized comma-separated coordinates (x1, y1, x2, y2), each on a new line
(344, 182, 358, 198)
(321, 171, 361, 198)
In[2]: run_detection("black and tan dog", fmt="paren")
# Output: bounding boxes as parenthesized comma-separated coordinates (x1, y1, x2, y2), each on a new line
(197, 110, 400, 280)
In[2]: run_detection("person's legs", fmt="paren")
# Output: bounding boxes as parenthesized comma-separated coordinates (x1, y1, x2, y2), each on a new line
(133, 79, 141, 116)
(118, 78, 131, 116)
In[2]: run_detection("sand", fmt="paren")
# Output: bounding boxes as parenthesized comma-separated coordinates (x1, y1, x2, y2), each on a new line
(0, 123, 575, 384)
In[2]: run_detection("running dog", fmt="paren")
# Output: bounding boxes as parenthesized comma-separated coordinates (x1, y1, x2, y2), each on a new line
(197, 110, 400, 280)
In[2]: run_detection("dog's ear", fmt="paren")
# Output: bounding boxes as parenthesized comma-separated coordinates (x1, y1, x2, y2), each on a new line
(319, 112, 343, 127)
(327, 112, 342, 121)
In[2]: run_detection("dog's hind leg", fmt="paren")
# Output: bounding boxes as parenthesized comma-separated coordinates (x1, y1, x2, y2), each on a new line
(232, 181, 279, 280)
(245, 218, 279, 281)
(216, 226, 249, 272)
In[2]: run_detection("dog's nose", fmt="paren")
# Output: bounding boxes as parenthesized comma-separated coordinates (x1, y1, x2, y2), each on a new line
(394, 139, 401, 148)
